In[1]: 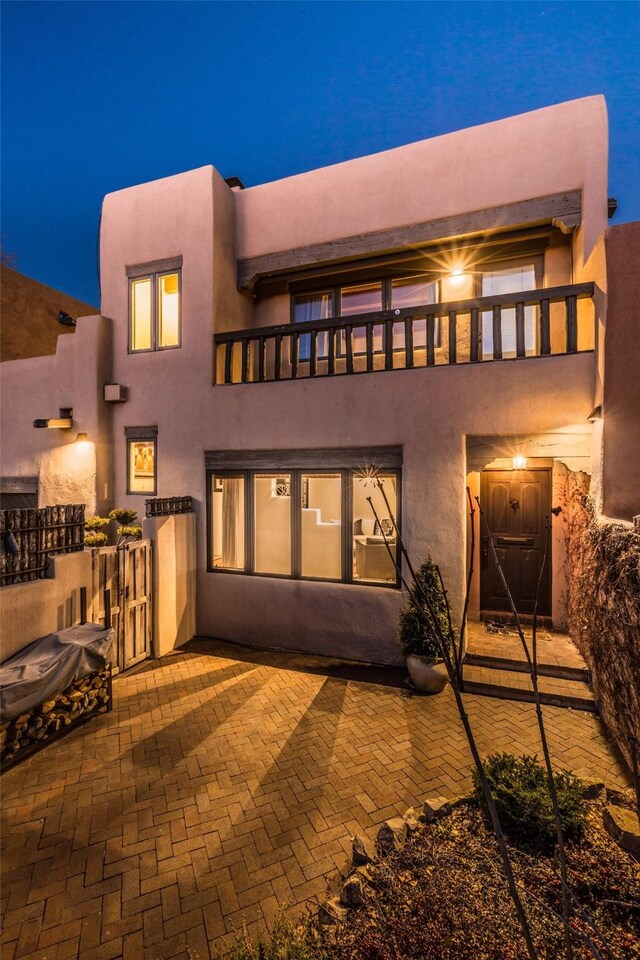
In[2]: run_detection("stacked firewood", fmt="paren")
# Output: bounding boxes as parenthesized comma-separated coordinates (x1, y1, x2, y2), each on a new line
(1, 668, 111, 763)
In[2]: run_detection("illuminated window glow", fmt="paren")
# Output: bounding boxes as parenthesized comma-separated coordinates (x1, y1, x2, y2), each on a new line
(129, 267, 181, 352)
(131, 278, 152, 351)
(127, 438, 157, 494)
(209, 465, 400, 586)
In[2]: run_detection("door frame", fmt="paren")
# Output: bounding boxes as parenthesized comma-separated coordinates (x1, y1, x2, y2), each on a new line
(479, 466, 552, 618)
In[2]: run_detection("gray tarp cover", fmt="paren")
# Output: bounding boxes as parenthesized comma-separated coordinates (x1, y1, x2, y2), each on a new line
(0, 623, 114, 721)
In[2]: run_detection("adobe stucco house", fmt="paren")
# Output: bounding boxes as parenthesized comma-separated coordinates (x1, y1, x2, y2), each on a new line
(1, 95, 638, 665)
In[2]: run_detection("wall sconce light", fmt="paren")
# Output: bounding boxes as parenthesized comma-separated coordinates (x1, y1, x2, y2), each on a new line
(512, 455, 528, 470)
(33, 407, 73, 429)
(75, 432, 88, 442)
(587, 405, 602, 422)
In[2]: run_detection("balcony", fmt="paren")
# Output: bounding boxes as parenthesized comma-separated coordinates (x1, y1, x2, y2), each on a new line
(214, 283, 595, 385)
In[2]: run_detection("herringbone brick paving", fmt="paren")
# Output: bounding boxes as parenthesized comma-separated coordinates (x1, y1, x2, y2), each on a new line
(0, 643, 630, 960)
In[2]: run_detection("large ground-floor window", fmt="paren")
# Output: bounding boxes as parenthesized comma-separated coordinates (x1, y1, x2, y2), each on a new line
(206, 450, 401, 587)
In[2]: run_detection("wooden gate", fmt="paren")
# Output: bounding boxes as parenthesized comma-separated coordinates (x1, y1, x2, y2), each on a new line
(91, 540, 152, 671)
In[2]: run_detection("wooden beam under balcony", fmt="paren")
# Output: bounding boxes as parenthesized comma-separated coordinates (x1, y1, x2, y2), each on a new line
(237, 191, 582, 291)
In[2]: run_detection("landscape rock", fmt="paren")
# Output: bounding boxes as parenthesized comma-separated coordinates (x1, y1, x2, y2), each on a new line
(351, 835, 374, 866)
(319, 897, 348, 925)
(340, 874, 364, 907)
(377, 817, 407, 852)
(581, 779, 606, 799)
(603, 804, 640, 857)
(422, 797, 453, 823)
(403, 807, 420, 833)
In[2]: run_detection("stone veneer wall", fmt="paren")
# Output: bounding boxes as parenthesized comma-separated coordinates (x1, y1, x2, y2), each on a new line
(563, 475, 640, 772)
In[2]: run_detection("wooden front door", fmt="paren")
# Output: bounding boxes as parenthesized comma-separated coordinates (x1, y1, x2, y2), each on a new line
(480, 469, 551, 616)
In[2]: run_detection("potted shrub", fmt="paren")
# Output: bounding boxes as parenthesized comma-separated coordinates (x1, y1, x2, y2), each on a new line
(398, 556, 454, 693)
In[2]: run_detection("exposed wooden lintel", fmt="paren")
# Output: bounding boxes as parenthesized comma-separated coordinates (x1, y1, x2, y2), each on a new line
(238, 191, 582, 291)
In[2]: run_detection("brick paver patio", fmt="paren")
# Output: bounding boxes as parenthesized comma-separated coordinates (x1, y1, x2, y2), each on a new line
(1, 641, 631, 960)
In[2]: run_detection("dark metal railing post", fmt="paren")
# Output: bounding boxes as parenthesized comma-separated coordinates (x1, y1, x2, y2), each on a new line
(540, 299, 551, 355)
(492, 304, 503, 360)
(241, 339, 249, 383)
(515, 301, 526, 358)
(404, 317, 414, 369)
(224, 342, 233, 384)
(470, 308, 480, 362)
(426, 314, 435, 366)
(274, 334, 282, 380)
(448, 310, 457, 364)
(384, 319, 393, 370)
(310, 331, 317, 377)
(566, 295, 578, 353)
(365, 323, 374, 371)
(345, 324, 354, 374)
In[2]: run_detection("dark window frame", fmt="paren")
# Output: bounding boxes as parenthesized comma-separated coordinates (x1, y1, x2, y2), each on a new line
(125, 426, 158, 496)
(206, 465, 401, 589)
(127, 257, 183, 354)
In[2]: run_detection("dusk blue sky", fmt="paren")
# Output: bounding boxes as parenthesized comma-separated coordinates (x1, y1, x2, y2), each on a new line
(2, 1, 639, 305)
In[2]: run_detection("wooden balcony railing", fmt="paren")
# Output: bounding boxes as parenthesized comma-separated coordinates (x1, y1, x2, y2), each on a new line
(214, 282, 595, 385)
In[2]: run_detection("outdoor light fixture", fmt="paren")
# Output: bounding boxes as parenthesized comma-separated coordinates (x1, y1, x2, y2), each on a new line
(587, 405, 602, 422)
(58, 311, 76, 327)
(512, 455, 528, 470)
(75, 432, 88, 442)
(33, 407, 73, 429)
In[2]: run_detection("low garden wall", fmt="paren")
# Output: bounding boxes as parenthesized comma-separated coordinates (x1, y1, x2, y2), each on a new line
(563, 475, 640, 771)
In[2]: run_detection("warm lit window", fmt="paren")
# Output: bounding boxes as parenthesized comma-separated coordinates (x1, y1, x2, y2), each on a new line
(211, 476, 245, 569)
(125, 427, 158, 495)
(481, 264, 537, 358)
(208, 455, 400, 586)
(292, 276, 439, 356)
(128, 259, 181, 352)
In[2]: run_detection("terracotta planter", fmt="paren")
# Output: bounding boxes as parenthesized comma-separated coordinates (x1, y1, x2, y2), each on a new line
(406, 655, 448, 694)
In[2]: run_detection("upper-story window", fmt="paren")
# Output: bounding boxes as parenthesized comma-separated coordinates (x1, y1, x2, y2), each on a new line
(293, 276, 439, 357)
(127, 257, 182, 353)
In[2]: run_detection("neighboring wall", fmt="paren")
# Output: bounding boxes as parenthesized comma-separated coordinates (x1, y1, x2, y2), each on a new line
(0, 315, 112, 515)
(0, 552, 92, 662)
(564, 477, 640, 771)
(0, 265, 97, 362)
(602, 222, 640, 521)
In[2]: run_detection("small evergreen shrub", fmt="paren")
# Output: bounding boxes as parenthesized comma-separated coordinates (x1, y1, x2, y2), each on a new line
(109, 508, 137, 524)
(84, 515, 109, 531)
(473, 753, 587, 849)
(397, 556, 455, 662)
(117, 524, 142, 540)
(84, 531, 108, 547)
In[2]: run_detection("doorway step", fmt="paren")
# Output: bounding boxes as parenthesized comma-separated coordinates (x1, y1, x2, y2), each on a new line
(461, 622, 595, 712)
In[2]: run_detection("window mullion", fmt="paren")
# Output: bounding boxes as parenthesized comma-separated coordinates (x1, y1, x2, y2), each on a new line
(344, 469, 352, 583)
(246, 470, 254, 574)
(292, 469, 302, 579)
